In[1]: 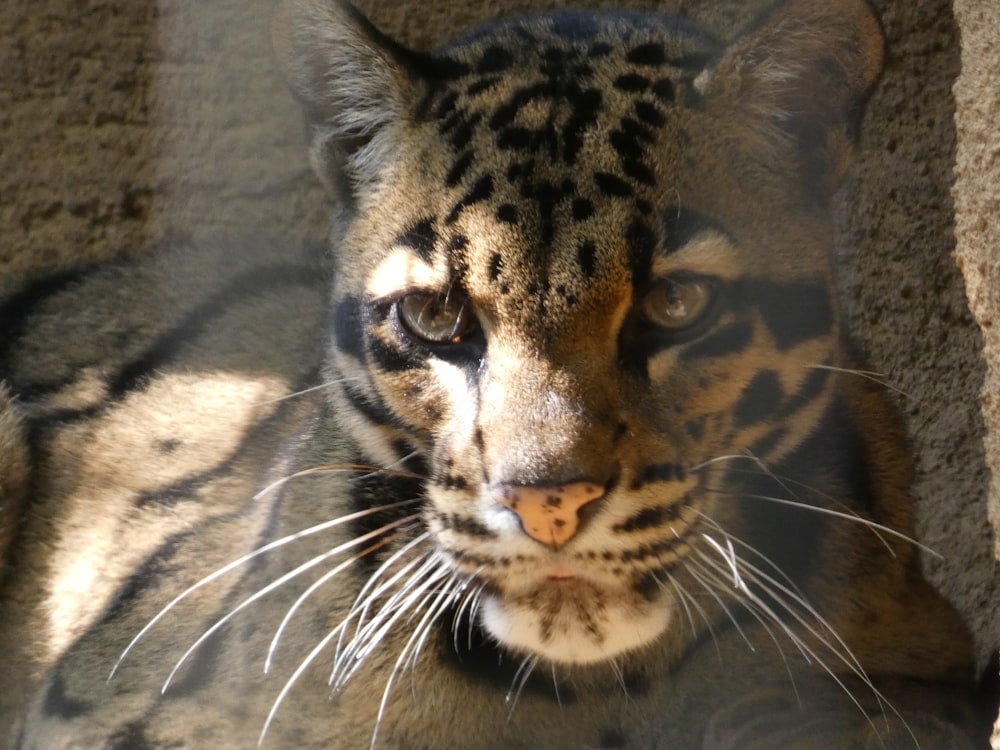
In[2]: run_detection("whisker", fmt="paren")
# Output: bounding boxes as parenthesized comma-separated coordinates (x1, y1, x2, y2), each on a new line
(803, 363, 909, 399)
(331, 556, 450, 692)
(161, 514, 419, 693)
(371, 572, 464, 750)
(505, 655, 540, 721)
(332, 541, 436, 675)
(265, 532, 402, 673)
(255, 464, 423, 500)
(259, 620, 350, 747)
(252, 377, 363, 407)
(695, 532, 919, 748)
(109, 499, 420, 680)
(689, 453, 938, 559)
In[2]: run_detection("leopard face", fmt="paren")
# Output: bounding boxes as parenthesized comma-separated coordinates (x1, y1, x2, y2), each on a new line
(275, 0, 883, 666)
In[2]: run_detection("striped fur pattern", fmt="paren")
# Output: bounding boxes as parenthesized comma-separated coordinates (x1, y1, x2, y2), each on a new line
(1, 0, 985, 747)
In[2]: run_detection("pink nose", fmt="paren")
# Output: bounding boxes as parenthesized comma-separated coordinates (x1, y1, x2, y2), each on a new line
(493, 481, 605, 548)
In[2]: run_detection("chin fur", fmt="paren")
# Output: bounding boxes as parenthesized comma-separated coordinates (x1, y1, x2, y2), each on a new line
(479, 579, 671, 665)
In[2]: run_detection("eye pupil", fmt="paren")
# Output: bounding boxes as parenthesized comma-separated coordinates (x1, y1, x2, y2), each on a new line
(397, 292, 477, 344)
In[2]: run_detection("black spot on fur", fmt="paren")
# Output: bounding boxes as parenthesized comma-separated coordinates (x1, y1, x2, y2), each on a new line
(445, 173, 494, 224)
(577, 239, 598, 278)
(610, 129, 644, 161)
(572, 197, 595, 221)
(627, 43, 667, 67)
(734, 370, 784, 427)
(651, 77, 675, 102)
(614, 73, 649, 92)
(448, 112, 483, 151)
(446, 152, 475, 187)
(634, 100, 666, 127)
(622, 158, 656, 186)
(496, 203, 519, 224)
(685, 418, 705, 440)
(562, 88, 602, 163)
(594, 172, 633, 197)
(488, 252, 503, 281)
(477, 46, 515, 74)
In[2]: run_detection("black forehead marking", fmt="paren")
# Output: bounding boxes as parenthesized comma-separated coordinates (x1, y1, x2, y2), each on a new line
(394, 218, 439, 263)
(445, 173, 494, 225)
(662, 207, 731, 255)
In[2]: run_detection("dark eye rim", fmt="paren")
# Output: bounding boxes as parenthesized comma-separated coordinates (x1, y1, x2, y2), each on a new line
(635, 273, 723, 341)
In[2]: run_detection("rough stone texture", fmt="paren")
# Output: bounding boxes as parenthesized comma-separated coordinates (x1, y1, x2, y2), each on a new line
(2, 0, 997, 732)
(951, 1, 1000, 743)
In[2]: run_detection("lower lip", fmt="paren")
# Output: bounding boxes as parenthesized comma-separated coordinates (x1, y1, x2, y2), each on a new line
(546, 565, 577, 580)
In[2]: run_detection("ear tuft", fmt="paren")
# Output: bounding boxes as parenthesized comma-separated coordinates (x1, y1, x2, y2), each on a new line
(698, 0, 885, 198)
(272, 0, 416, 199)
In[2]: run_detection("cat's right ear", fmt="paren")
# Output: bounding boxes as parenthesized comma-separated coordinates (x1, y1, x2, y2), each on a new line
(272, 0, 418, 203)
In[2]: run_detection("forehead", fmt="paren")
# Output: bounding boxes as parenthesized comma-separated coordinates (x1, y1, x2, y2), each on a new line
(362, 14, 723, 300)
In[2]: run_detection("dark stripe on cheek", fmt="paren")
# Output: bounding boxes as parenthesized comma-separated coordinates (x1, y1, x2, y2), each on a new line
(779, 366, 831, 417)
(332, 295, 366, 362)
(679, 320, 754, 362)
(734, 370, 784, 427)
(738, 279, 834, 350)
(343, 384, 398, 427)
(367, 336, 422, 373)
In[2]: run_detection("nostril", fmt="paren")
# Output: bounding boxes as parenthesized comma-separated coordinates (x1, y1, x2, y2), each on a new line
(492, 480, 606, 548)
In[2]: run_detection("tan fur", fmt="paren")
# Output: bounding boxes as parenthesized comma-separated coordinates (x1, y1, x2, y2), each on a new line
(0, 0, 987, 748)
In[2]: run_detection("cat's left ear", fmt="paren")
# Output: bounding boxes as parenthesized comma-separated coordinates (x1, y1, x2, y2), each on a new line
(696, 0, 885, 200)
(272, 0, 419, 203)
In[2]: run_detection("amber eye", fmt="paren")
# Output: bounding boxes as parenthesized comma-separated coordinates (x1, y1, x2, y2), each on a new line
(396, 291, 478, 344)
(640, 276, 714, 331)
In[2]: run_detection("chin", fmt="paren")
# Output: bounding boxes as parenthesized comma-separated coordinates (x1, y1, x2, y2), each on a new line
(478, 577, 672, 665)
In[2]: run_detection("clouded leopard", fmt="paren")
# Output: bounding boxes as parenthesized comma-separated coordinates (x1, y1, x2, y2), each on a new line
(0, 0, 988, 747)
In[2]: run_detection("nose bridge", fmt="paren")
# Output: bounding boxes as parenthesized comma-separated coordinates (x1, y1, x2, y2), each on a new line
(478, 339, 615, 485)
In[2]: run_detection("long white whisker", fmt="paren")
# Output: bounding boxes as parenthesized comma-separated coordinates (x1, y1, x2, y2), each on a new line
(332, 557, 450, 692)
(252, 377, 363, 407)
(690, 453, 939, 559)
(370, 573, 463, 750)
(804, 363, 909, 398)
(695, 535, 919, 748)
(161, 514, 417, 693)
(109, 498, 419, 680)
(505, 655, 540, 720)
(333, 549, 440, 672)
(265, 531, 405, 673)
(332, 533, 433, 669)
(259, 620, 349, 747)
